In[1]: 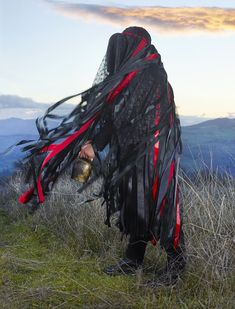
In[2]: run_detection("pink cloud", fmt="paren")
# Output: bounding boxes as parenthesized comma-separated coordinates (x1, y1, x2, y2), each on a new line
(44, 1, 235, 34)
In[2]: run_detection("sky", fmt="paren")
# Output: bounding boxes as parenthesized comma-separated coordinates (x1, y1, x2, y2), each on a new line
(1, 0, 235, 118)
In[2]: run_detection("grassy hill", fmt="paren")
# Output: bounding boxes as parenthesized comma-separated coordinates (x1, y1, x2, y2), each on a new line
(0, 171, 234, 308)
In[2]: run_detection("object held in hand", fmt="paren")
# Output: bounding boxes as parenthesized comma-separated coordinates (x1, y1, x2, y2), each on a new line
(71, 158, 92, 183)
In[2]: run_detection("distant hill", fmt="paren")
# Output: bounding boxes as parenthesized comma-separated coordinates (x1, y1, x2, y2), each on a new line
(0, 94, 212, 125)
(0, 134, 37, 177)
(0, 95, 50, 109)
(0, 117, 234, 177)
(0, 95, 77, 120)
(185, 117, 235, 129)
(181, 118, 235, 175)
(0, 118, 38, 135)
(0, 94, 76, 110)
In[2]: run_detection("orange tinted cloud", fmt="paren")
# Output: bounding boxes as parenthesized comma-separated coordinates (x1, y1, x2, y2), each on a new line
(45, 1, 235, 34)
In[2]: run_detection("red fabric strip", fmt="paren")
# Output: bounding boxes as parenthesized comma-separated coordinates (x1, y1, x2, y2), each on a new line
(40, 115, 97, 170)
(153, 140, 159, 168)
(152, 175, 158, 201)
(160, 197, 167, 217)
(123, 31, 148, 44)
(151, 238, 157, 246)
(173, 185, 181, 250)
(107, 71, 138, 103)
(170, 112, 173, 128)
(40, 144, 57, 153)
(152, 102, 161, 200)
(131, 38, 147, 57)
(19, 115, 97, 205)
(168, 161, 175, 187)
(37, 176, 45, 203)
(37, 115, 97, 201)
(146, 53, 158, 61)
(18, 187, 34, 204)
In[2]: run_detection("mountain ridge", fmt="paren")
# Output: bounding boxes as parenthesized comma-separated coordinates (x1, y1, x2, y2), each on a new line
(0, 117, 234, 177)
(0, 94, 215, 125)
(185, 117, 235, 128)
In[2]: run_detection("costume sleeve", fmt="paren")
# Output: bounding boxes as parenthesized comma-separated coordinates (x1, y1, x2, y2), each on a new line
(91, 105, 113, 151)
(91, 121, 113, 151)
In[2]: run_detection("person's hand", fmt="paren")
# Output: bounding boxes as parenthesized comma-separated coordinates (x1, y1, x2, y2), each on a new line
(78, 142, 95, 161)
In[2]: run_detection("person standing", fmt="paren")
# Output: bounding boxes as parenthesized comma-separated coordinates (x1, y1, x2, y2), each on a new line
(18, 27, 186, 286)
(78, 27, 186, 286)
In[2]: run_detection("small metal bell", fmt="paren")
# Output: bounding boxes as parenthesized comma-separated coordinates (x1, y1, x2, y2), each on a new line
(71, 158, 92, 183)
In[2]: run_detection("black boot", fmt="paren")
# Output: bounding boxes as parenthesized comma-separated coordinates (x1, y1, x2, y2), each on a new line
(147, 229, 187, 287)
(151, 246, 186, 286)
(104, 239, 147, 276)
(104, 257, 142, 275)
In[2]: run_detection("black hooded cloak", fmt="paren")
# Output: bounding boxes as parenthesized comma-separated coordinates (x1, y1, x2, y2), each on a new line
(17, 27, 182, 251)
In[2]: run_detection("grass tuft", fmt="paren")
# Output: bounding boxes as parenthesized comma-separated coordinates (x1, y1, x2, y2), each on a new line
(0, 169, 234, 308)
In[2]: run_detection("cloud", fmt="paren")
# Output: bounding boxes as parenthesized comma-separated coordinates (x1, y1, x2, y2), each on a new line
(0, 95, 76, 120)
(227, 112, 235, 118)
(0, 95, 47, 109)
(0, 95, 74, 109)
(44, 1, 235, 34)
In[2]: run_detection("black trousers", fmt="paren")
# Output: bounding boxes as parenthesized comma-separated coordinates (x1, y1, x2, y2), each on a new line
(125, 226, 186, 265)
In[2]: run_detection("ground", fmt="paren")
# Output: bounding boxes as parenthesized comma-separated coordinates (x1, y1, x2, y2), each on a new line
(0, 209, 234, 309)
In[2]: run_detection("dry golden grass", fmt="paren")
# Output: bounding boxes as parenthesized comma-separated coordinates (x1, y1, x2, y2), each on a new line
(0, 168, 234, 308)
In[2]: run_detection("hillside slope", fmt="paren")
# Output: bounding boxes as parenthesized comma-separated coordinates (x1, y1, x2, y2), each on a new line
(181, 118, 235, 175)
(0, 117, 234, 176)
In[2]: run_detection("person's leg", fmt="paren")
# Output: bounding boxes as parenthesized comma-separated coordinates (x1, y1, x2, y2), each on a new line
(166, 226, 186, 272)
(125, 239, 148, 264)
(148, 226, 186, 286)
(104, 238, 148, 275)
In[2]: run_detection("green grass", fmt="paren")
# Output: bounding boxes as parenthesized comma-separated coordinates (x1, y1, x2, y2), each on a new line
(0, 209, 234, 309)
